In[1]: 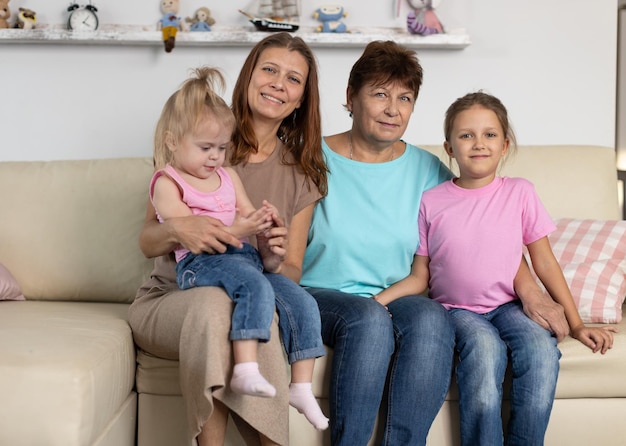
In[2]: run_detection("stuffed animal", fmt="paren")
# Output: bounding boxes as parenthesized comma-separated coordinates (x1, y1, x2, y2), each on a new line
(157, 0, 187, 53)
(406, 0, 444, 36)
(313, 4, 347, 33)
(185, 7, 215, 32)
(0, 0, 10, 29)
(14, 7, 36, 30)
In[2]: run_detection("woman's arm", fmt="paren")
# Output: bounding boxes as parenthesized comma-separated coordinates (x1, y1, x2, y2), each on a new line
(255, 202, 315, 281)
(513, 255, 569, 341)
(138, 199, 242, 258)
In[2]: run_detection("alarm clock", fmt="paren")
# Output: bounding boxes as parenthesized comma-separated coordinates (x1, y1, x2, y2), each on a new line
(67, 3, 99, 31)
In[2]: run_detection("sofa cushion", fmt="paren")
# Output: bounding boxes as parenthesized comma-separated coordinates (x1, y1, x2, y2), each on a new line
(0, 301, 135, 446)
(548, 219, 626, 323)
(0, 158, 154, 303)
(0, 262, 25, 301)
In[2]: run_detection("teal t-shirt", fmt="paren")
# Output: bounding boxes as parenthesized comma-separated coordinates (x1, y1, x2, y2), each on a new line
(301, 140, 453, 297)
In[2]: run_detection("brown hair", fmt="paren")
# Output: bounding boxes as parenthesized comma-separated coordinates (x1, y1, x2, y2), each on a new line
(230, 32, 328, 196)
(444, 91, 518, 161)
(346, 40, 423, 106)
(153, 66, 235, 169)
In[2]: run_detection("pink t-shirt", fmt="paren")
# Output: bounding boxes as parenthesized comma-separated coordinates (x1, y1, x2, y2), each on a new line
(417, 176, 556, 313)
(149, 164, 237, 262)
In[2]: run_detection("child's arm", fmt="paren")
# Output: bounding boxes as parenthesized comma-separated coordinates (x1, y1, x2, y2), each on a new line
(152, 175, 194, 220)
(527, 237, 617, 354)
(374, 255, 430, 307)
(226, 167, 274, 239)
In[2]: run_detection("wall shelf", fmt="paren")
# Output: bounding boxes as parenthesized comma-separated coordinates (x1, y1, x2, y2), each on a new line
(0, 25, 470, 49)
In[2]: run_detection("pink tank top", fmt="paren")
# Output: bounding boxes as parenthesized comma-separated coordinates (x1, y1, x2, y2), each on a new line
(149, 164, 237, 261)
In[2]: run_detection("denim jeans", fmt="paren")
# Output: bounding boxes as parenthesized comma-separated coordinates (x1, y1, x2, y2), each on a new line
(449, 301, 561, 446)
(306, 288, 455, 446)
(176, 244, 274, 342)
(177, 245, 325, 362)
(265, 272, 326, 363)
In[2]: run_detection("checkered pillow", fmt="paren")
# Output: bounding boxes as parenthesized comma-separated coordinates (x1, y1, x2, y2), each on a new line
(545, 219, 626, 323)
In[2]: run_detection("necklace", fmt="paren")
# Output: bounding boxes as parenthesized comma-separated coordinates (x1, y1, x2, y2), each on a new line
(348, 132, 395, 162)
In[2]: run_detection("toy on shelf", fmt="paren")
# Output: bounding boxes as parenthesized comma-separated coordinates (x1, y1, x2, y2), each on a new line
(157, 0, 187, 53)
(14, 7, 36, 29)
(406, 0, 444, 36)
(185, 7, 215, 32)
(313, 4, 347, 33)
(238, 0, 300, 32)
(0, 0, 11, 29)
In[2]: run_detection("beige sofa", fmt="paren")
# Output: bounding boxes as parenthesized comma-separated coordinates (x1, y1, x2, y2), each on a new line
(0, 145, 624, 446)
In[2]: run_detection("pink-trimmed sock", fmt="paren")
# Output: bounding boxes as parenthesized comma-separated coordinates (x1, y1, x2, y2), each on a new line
(289, 382, 329, 430)
(231, 362, 276, 398)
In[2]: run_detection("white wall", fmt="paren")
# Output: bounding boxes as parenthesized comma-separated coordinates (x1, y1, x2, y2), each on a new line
(0, 0, 617, 162)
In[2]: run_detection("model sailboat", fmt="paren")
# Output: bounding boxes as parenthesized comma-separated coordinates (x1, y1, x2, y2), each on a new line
(238, 0, 300, 32)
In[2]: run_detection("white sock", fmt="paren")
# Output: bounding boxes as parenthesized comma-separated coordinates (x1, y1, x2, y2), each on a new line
(231, 362, 276, 398)
(289, 382, 329, 430)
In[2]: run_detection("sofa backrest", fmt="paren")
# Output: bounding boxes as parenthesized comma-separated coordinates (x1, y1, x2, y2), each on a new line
(0, 145, 620, 303)
(421, 145, 621, 220)
(0, 157, 155, 303)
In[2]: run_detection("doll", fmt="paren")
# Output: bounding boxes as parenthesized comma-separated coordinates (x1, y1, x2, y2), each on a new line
(406, 0, 444, 36)
(157, 0, 186, 52)
(185, 7, 215, 32)
(313, 4, 347, 33)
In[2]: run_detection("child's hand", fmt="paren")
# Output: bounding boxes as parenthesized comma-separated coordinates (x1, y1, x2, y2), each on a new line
(229, 206, 273, 239)
(571, 324, 618, 354)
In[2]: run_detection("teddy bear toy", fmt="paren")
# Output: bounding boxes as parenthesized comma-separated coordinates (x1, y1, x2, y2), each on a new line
(313, 4, 347, 33)
(185, 7, 215, 32)
(157, 0, 187, 53)
(14, 7, 36, 30)
(406, 0, 444, 36)
(0, 0, 11, 29)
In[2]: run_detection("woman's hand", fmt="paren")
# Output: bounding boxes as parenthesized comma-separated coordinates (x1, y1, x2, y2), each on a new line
(138, 200, 242, 258)
(257, 204, 288, 273)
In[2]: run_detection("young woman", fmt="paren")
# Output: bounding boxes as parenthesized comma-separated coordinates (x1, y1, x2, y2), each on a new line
(129, 33, 328, 445)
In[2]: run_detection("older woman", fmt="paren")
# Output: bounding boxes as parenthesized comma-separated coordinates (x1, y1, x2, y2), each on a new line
(300, 41, 569, 445)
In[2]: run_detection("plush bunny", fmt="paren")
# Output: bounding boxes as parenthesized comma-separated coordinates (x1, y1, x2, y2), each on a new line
(313, 4, 347, 33)
(0, 0, 11, 29)
(406, 0, 444, 36)
(185, 7, 215, 32)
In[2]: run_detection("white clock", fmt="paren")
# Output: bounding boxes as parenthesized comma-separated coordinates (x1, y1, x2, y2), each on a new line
(67, 3, 99, 31)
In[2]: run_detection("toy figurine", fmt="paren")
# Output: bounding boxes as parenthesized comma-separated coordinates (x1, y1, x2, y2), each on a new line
(313, 4, 347, 33)
(185, 7, 215, 32)
(157, 0, 186, 53)
(14, 7, 36, 30)
(0, 0, 11, 29)
(406, 0, 444, 36)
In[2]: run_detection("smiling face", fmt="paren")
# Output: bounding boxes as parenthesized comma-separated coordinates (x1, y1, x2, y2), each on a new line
(444, 105, 509, 188)
(348, 81, 415, 149)
(247, 46, 308, 124)
(168, 112, 232, 182)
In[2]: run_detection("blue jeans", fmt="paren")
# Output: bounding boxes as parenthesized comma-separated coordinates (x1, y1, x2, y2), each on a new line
(177, 245, 325, 362)
(265, 273, 326, 363)
(449, 301, 561, 446)
(307, 288, 455, 446)
(176, 244, 274, 342)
